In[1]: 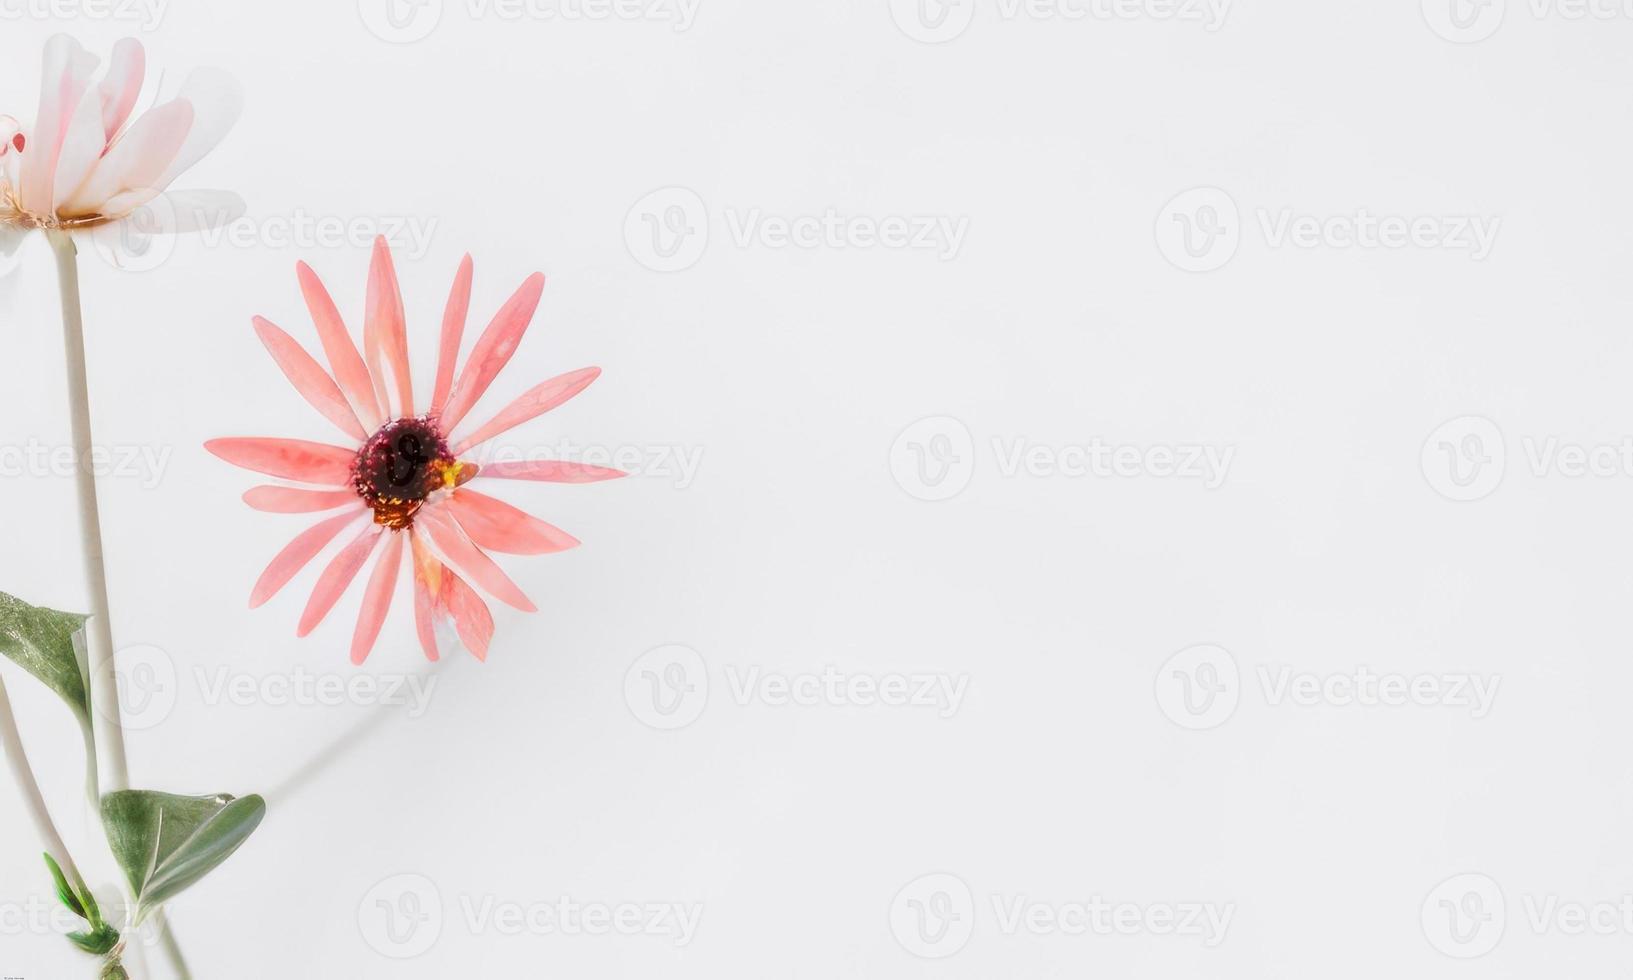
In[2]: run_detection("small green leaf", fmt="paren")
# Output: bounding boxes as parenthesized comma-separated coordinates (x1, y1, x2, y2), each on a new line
(0, 590, 91, 723)
(101, 791, 266, 921)
(67, 921, 119, 956)
(43, 853, 86, 919)
(78, 873, 104, 925)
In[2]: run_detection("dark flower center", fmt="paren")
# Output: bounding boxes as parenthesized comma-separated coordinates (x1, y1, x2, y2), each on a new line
(352, 416, 471, 528)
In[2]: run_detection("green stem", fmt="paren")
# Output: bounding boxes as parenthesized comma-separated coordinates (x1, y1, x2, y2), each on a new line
(45, 229, 129, 795)
(46, 230, 179, 980)
(0, 670, 85, 888)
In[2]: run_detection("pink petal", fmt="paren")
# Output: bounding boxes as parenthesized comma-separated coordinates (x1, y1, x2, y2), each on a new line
(154, 67, 242, 189)
(431, 254, 473, 418)
(445, 489, 578, 555)
(439, 273, 546, 432)
(62, 98, 193, 217)
(409, 533, 441, 663)
(243, 486, 359, 514)
(419, 506, 536, 612)
(440, 567, 494, 662)
(98, 38, 145, 141)
(364, 237, 412, 418)
(477, 460, 628, 483)
(253, 317, 366, 440)
(451, 367, 600, 455)
(298, 261, 382, 430)
(51, 85, 107, 212)
(298, 523, 383, 637)
(249, 509, 365, 608)
(205, 437, 355, 485)
(20, 35, 99, 214)
(350, 530, 403, 665)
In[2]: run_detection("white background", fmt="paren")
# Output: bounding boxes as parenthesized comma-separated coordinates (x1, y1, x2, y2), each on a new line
(2, 0, 1631, 976)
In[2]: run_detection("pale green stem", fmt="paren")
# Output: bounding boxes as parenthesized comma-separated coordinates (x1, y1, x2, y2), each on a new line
(0, 670, 85, 888)
(45, 229, 128, 794)
(45, 230, 177, 980)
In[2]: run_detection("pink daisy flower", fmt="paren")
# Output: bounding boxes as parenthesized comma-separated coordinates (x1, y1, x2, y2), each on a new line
(206, 239, 624, 665)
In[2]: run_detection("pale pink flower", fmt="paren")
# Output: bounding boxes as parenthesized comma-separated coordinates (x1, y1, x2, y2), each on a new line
(0, 35, 242, 251)
(206, 240, 624, 665)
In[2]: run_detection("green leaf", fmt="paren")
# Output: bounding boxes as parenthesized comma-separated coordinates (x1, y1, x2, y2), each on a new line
(46, 854, 121, 958)
(101, 791, 266, 921)
(43, 853, 86, 919)
(0, 590, 91, 724)
(67, 921, 119, 956)
(0, 591, 97, 799)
